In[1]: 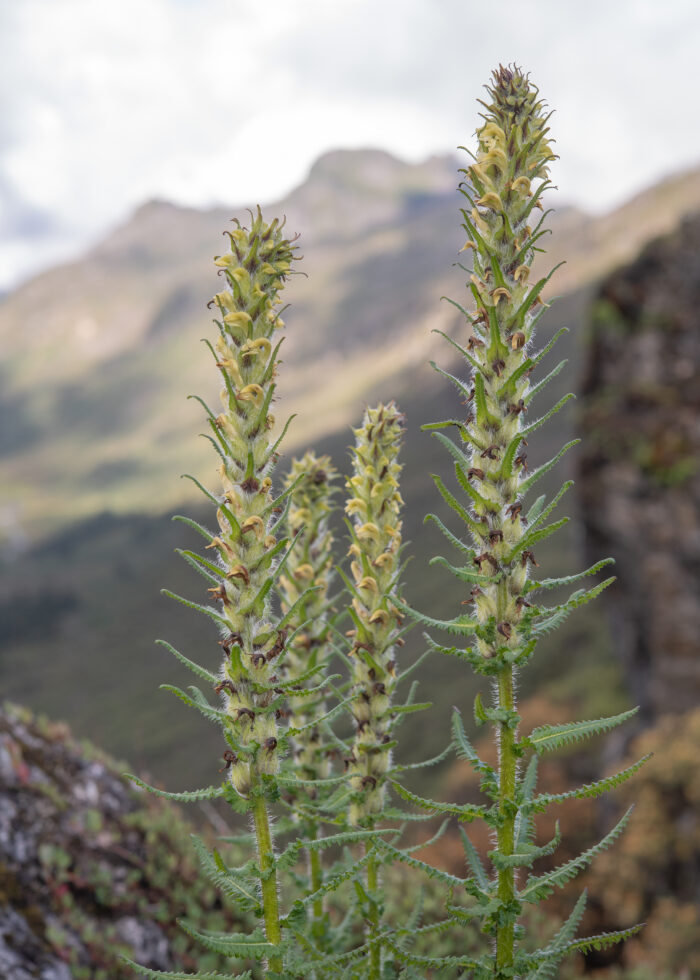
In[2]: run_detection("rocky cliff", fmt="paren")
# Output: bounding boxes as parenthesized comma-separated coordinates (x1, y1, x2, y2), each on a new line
(0, 702, 248, 979)
(578, 213, 700, 721)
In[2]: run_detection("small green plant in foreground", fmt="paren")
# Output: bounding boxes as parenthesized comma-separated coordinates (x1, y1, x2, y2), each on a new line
(127, 65, 644, 980)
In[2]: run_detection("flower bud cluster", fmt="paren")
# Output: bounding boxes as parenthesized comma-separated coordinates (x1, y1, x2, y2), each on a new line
(460, 66, 555, 658)
(206, 208, 296, 797)
(279, 451, 338, 781)
(345, 403, 405, 825)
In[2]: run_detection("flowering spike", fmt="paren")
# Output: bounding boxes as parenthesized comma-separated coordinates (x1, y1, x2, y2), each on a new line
(344, 402, 405, 827)
(280, 451, 338, 766)
(406, 64, 643, 976)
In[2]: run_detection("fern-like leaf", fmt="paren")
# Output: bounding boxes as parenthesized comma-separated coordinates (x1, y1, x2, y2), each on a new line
(122, 962, 252, 980)
(390, 780, 486, 822)
(520, 807, 633, 901)
(526, 890, 588, 980)
(531, 756, 650, 809)
(176, 922, 277, 960)
(125, 774, 225, 802)
(525, 707, 639, 753)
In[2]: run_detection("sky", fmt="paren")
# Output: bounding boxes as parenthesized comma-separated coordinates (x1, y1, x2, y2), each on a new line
(2, 0, 699, 291)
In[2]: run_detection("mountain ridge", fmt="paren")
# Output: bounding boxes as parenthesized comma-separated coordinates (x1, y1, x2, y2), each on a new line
(2, 148, 699, 543)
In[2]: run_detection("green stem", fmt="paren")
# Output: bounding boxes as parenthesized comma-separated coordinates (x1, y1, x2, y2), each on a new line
(366, 842, 381, 980)
(309, 826, 324, 920)
(496, 665, 516, 972)
(252, 787, 282, 973)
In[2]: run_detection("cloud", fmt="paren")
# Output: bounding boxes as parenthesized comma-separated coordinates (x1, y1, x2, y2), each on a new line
(2, 0, 700, 288)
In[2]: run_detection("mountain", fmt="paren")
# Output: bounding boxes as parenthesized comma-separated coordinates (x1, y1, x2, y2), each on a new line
(3, 149, 699, 544)
(2, 148, 699, 786)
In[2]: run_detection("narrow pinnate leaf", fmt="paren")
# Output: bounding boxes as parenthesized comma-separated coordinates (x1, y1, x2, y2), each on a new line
(123, 963, 253, 980)
(531, 756, 651, 808)
(526, 707, 639, 753)
(125, 774, 225, 802)
(521, 808, 634, 900)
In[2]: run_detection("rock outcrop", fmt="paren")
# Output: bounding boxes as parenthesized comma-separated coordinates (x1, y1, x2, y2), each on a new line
(0, 702, 247, 980)
(578, 213, 700, 721)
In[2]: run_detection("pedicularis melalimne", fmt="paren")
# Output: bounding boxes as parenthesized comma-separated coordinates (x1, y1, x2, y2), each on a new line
(128, 66, 643, 980)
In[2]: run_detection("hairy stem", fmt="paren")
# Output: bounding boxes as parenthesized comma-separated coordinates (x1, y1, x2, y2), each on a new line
(309, 831, 324, 920)
(366, 843, 381, 980)
(496, 665, 516, 969)
(252, 788, 282, 972)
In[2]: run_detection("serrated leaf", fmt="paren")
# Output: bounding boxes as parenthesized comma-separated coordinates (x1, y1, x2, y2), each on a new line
(531, 755, 650, 809)
(155, 639, 218, 685)
(122, 961, 252, 980)
(190, 836, 259, 910)
(519, 440, 580, 496)
(431, 473, 483, 534)
(508, 517, 569, 562)
(391, 701, 432, 717)
(526, 557, 615, 593)
(159, 683, 228, 727)
(525, 494, 546, 525)
(458, 826, 489, 891)
(527, 481, 573, 532)
(275, 829, 385, 872)
(515, 755, 539, 848)
(429, 557, 490, 592)
(395, 600, 477, 637)
(524, 923, 644, 966)
(125, 774, 225, 802)
(428, 361, 473, 402)
(520, 807, 633, 900)
(172, 514, 215, 543)
(384, 936, 479, 971)
(477, 373, 500, 430)
(526, 707, 639, 753)
(431, 430, 472, 473)
(489, 822, 560, 869)
(525, 357, 568, 406)
(161, 589, 230, 631)
(424, 513, 473, 555)
(375, 837, 466, 888)
(390, 781, 485, 822)
(422, 632, 481, 665)
(532, 577, 615, 637)
(527, 891, 588, 980)
(520, 393, 575, 439)
(452, 708, 494, 777)
(177, 922, 276, 960)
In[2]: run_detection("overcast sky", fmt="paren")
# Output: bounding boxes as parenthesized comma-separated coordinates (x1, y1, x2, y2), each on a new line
(2, 0, 699, 290)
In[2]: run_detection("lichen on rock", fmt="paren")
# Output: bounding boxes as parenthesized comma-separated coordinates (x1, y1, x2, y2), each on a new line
(0, 702, 249, 979)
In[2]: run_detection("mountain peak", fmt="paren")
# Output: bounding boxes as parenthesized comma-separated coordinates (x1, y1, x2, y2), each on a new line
(304, 146, 456, 194)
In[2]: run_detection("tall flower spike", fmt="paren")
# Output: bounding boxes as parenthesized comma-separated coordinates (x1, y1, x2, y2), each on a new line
(402, 65, 641, 978)
(457, 66, 557, 657)
(201, 208, 297, 973)
(207, 208, 297, 801)
(278, 451, 339, 929)
(279, 450, 338, 781)
(345, 402, 405, 826)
